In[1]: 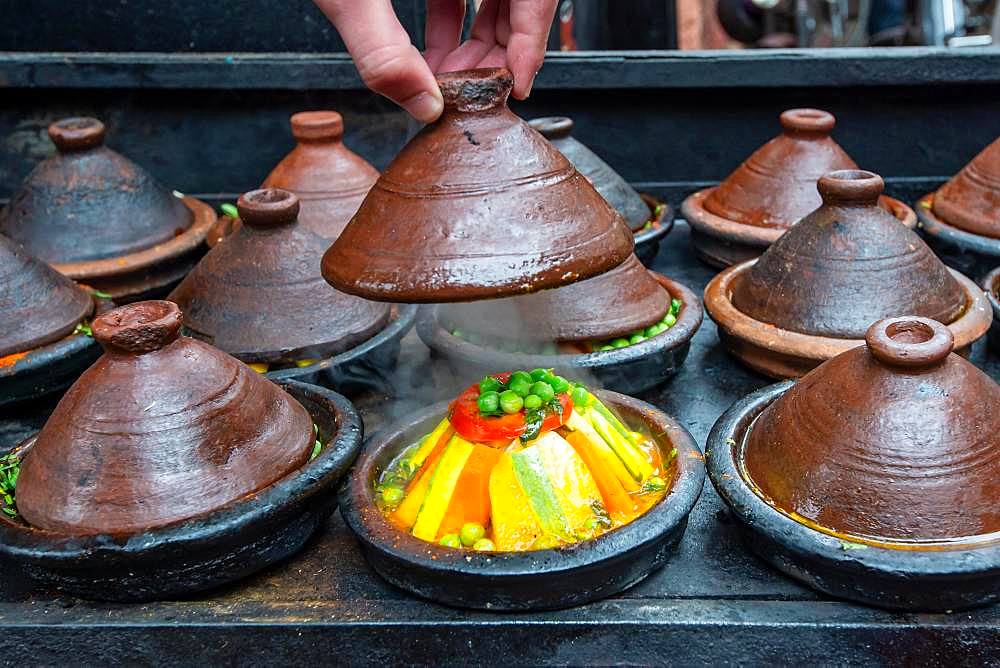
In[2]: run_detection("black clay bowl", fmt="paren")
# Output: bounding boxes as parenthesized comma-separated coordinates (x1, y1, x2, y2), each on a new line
(339, 390, 705, 611)
(707, 381, 1000, 611)
(416, 275, 702, 395)
(983, 266, 1000, 355)
(0, 296, 113, 408)
(917, 194, 1000, 281)
(633, 195, 675, 267)
(0, 380, 362, 601)
(266, 304, 418, 396)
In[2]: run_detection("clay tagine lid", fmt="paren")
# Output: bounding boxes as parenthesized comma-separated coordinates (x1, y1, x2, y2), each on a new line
(322, 68, 634, 303)
(169, 188, 390, 362)
(744, 316, 1000, 543)
(261, 111, 380, 240)
(0, 117, 194, 264)
(15, 300, 314, 535)
(442, 254, 670, 342)
(529, 116, 649, 232)
(732, 170, 966, 339)
(931, 136, 1000, 238)
(0, 234, 94, 357)
(704, 109, 859, 229)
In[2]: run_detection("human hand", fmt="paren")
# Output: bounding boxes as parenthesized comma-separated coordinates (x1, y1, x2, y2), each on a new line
(313, 0, 559, 123)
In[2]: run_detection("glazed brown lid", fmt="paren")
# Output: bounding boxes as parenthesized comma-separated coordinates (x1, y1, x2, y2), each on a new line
(0, 117, 194, 264)
(442, 254, 670, 342)
(703, 109, 859, 229)
(744, 316, 1000, 543)
(931, 136, 1000, 238)
(529, 116, 650, 232)
(321, 68, 634, 303)
(731, 170, 966, 339)
(15, 300, 314, 535)
(0, 234, 94, 357)
(261, 111, 380, 240)
(168, 189, 390, 362)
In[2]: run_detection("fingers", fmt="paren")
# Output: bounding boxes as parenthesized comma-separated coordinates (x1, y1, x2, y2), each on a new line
(313, 0, 443, 122)
(424, 0, 466, 72)
(505, 0, 558, 98)
(437, 0, 500, 72)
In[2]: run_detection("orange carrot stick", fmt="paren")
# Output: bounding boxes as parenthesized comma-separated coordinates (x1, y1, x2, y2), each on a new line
(436, 442, 504, 538)
(391, 427, 454, 529)
(564, 430, 636, 517)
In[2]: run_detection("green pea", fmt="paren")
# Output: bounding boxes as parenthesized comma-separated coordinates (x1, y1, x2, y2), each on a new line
(530, 381, 555, 403)
(220, 203, 239, 218)
(523, 394, 543, 410)
(571, 385, 590, 407)
(671, 298, 682, 314)
(644, 325, 659, 337)
(460, 522, 486, 547)
(548, 375, 570, 393)
(477, 391, 500, 413)
(612, 338, 630, 349)
(508, 377, 532, 398)
(472, 538, 496, 551)
(530, 368, 551, 382)
(499, 390, 524, 414)
(664, 313, 677, 327)
(439, 534, 462, 548)
(509, 370, 533, 386)
(479, 376, 503, 394)
(598, 344, 614, 352)
(629, 333, 647, 345)
(380, 486, 404, 507)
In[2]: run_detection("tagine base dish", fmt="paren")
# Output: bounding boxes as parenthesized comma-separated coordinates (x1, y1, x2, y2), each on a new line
(682, 187, 918, 269)
(704, 259, 991, 379)
(51, 196, 216, 301)
(416, 275, 702, 395)
(983, 267, 1000, 355)
(917, 194, 1000, 280)
(339, 391, 704, 611)
(633, 194, 675, 267)
(0, 381, 361, 602)
(707, 382, 1000, 611)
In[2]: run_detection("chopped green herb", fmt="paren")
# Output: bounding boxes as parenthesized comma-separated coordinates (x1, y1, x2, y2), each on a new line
(0, 452, 20, 519)
(74, 321, 93, 337)
(220, 203, 239, 218)
(91, 290, 113, 300)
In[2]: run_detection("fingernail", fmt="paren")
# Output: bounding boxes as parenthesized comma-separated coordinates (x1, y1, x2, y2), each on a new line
(402, 91, 444, 124)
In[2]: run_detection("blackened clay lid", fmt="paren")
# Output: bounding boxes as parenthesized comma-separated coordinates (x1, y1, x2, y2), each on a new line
(442, 254, 670, 342)
(743, 316, 1000, 544)
(704, 109, 859, 229)
(322, 68, 634, 303)
(0, 117, 194, 263)
(0, 234, 93, 357)
(931, 136, 1000, 238)
(169, 189, 390, 363)
(731, 170, 966, 339)
(261, 111, 380, 240)
(529, 116, 649, 232)
(15, 300, 314, 535)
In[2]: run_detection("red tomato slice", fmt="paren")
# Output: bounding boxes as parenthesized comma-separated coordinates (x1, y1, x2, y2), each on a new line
(448, 375, 573, 444)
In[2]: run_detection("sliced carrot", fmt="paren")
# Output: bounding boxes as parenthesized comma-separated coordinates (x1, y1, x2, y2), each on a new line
(563, 429, 636, 518)
(391, 426, 455, 529)
(0, 352, 28, 369)
(436, 442, 504, 538)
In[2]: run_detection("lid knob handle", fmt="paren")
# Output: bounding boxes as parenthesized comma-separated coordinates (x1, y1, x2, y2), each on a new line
(48, 117, 106, 153)
(237, 188, 300, 229)
(817, 169, 884, 205)
(93, 300, 183, 355)
(290, 111, 344, 142)
(529, 116, 574, 140)
(865, 316, 954, 369)
(437, 68, 513, 113)
(780, 108, 836, 135)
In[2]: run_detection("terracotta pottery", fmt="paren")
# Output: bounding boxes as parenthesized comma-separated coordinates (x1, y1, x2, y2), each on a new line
(1, 380, 363, 601)
(0, 117, 215, 300)
(681, 109, 917, 268)
(441, 255, 669, 343)
(15, 300, 315, 535)
(529, 116, 649, 232)
(340, 390, 704, 611)
(418, 274, 703, 395)
(983, 266, 1000, 355)
(206, 212, 240, 247)
(707, 317, 1000, 610)
(169, 189, 390, 365)
(322, 68, 634, 303)
(0, 234, 93, 358)
(704, 170, 992, 379)
(633, 194, 675, 266)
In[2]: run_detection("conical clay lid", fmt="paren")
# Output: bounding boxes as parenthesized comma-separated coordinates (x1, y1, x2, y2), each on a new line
(16, 300, 314, 535)
(704, 109, 858, 229)
(322, 68, 634, 303)
(443, 254, 670, 342)
(169, 189, 390, 363)
(0, 117, 193, 263)
(744, 316, 1000, 542)
(0, 234, 94, 357)
(931, 136, 1000, 238)
(262, 111, 379, 240)
(530, 116, 649, 232)
(732, 171, 966, 339)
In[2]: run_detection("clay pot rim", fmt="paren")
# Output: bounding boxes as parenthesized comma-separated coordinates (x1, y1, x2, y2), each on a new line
(634, 194, 675, 240)
(417, 273, 703, 370)
(707, 381, 1000, 571)
(340, 390, 704, 578)
(52, 196, 215, 281)
(704, 259, 992, 369)
(0, 380, 363, 562)
(917, 193, 1000, 255)
(983, 265, 1000, 312)
(681, 186, 918, 247)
